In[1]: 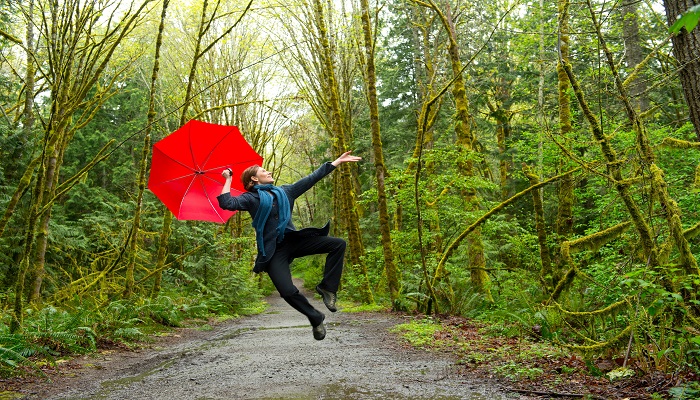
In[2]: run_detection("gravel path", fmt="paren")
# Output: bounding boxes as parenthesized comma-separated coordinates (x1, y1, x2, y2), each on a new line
(20, 282, 513, 400)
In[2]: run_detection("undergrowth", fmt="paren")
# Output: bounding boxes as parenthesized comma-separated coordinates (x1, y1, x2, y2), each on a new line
(0, 291, 265, 378)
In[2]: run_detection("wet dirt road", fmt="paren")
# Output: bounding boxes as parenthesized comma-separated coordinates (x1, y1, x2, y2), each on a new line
(23, 283, 513, 400)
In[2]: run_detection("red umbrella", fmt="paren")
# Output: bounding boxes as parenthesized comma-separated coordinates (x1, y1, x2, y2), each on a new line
(147, 119, 262, 223)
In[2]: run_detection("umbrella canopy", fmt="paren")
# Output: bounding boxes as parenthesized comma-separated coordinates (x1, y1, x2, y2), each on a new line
(148, 119, 262, 223)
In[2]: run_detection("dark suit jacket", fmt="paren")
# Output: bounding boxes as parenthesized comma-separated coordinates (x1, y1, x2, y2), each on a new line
(217, 162, 335, 272)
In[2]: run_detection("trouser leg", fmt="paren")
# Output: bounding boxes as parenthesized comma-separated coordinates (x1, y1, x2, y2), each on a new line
(282, 291, 324, 326)
(289, 236, 346, 293)
(266, 243, 324, 326)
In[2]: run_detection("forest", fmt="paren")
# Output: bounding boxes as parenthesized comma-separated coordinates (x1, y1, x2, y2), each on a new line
(1, 0, 700, 396)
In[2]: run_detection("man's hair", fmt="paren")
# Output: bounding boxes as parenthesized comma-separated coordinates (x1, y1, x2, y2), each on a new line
(241, 165, 261, 191)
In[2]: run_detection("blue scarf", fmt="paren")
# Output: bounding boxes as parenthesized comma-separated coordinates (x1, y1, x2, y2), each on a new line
(252, 184, 291, 256)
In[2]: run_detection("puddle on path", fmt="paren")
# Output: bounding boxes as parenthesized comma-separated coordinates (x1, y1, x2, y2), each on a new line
(254, 381, 491, 400)
(57, 359, 176, 400)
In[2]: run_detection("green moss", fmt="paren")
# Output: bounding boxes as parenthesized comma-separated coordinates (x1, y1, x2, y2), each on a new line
(494, 360, 544, 380)
(340, 304, 387, 313)
(391, 318, 444, 348)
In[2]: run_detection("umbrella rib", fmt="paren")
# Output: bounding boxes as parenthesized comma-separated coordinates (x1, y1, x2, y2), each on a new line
(200, 156, 263, 174)
(153, 173, 196, 186)
(188, 127, 202, 171)
(155, 147, 197, 173)
(199, 173, 236, 189)
(178, 177, 199, 219)
(201, 126, 243, 169)
(196, 175, 224, 223)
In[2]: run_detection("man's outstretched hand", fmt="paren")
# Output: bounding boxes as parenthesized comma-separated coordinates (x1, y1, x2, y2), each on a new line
(331, 151, 362, 167)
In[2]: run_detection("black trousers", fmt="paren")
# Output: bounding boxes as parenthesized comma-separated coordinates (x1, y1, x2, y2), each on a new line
(265, 233, 346, 326)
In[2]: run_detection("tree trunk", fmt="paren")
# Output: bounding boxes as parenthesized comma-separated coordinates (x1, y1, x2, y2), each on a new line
(487, 101, 512, 199)
(131, 0, 169, 299)
(440, 0, 493, 302)
(553, 0, 575, 290)
(589, 0, 700, 294)
(620, 0, 649, 112)
(143, 0, 253, 298)
(523, 165, 553, 290)
(29, 145, 58, 303)
(358, 0, 399, 304)
(144, 0, 213, 299)
(312, 0, 373, 303)
(663, 0, 700, 140)
(11, 167, 44, 333)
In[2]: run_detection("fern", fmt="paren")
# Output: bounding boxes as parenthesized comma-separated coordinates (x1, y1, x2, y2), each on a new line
(137, 297, 183, 327)
(112, 327, 144, 341)
(0, 346, 37, 377)
(165, 268, 221, 297)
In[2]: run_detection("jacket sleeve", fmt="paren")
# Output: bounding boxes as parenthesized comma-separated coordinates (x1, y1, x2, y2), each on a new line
(284, 162, 336, 199)
(217, 192, 254, 211)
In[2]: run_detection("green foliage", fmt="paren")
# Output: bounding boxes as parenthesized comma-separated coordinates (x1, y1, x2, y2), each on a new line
(620, 270, 700, 372)
(0, 334, 33, 377)
(493, 360, 544, 380)
(340, 303, 386, 313)
(668, 381, 700, 400)
(390, 317, 443, 348)
(606, 367, 635, 382)
(0, 307, 98, 377)
(1, 0, 698, 385)
(0, 281, 264, 377)
(112, 327, 145, 343)
(669, 381, 700, 400)
(670, 5, 700, 34)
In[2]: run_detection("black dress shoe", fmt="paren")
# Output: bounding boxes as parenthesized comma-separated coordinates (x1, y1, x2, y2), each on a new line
(316, 285, 337, 312)
(312, 315, 326, 340)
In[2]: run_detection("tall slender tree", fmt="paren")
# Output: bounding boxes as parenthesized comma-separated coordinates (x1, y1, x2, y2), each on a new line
(551, 0, 574, 294)
(311, 0, 373, 303)
(357, 0, 399, 304)
(420, 0, 493, 302)
(22, 0, 154, 306)
(140, 0, 254, 298)
(620, 0, 649, 112)
(127, 0, 170, 299)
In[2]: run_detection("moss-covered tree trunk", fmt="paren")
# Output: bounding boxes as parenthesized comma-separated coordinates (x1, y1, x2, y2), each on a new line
(130, 0, 169, 299)
(312, 0, 373, 303)
(487, 102, 512, 199)
(552, 0, 575, 292)
(438, 0, 493, 302)
(588, 0, 700, 295)
(563, 60, 659, 264)
(30, 144, 59, 303)
(144, 0, 210, 298)
(358, 0, 399, 304)
(523, 165, 553, 289)
(11, 150, 46, 333)
(561, 2, 660, 271)
(5, 0, 36, 298)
